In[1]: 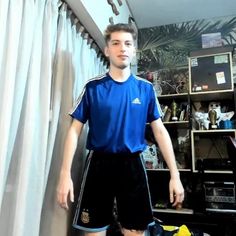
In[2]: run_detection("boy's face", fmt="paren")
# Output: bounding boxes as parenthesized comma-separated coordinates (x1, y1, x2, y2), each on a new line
(104, 31, 136, 70)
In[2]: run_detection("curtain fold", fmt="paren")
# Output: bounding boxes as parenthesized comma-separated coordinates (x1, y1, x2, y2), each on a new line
(42, 0, 60, 187)
(0, 0, 24, 207)
(0, 1, 9, 94)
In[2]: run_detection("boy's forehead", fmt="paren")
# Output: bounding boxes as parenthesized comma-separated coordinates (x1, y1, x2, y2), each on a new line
(109, 31, 134, 41)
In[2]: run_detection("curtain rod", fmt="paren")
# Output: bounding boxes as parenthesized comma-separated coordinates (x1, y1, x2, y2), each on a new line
(58, 0, 108, 63)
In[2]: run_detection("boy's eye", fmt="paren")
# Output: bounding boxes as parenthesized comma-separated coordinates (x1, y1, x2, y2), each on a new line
(112, 42, 119, 45)
(126, 42, 132, 46)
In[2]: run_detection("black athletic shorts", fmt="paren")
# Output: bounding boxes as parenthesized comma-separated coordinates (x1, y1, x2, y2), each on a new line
(72, 150, 154, 232)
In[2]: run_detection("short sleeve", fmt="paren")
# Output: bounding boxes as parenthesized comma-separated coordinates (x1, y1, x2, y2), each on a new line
(147, 87, 163, 123)
(69, 87, 89, 123)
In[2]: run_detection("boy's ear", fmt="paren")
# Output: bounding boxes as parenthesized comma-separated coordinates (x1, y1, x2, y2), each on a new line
(104, 46, 109, 57)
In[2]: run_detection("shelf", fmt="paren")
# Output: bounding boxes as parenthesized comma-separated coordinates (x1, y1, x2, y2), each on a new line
(189, 46, 234, 58)
(153, 208, 194, 214)
(206, 208, 236, 214)
(192, 170, 233, 174)
(192, 129, 236, 134)
(146, 168, 192, 172)
(190, 90, 234, 102)
(163, 120, 189, 128)
(158, 93, 188, 101)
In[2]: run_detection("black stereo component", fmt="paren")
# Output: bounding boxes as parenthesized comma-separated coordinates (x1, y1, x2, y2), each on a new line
(204, 181, 236, 213)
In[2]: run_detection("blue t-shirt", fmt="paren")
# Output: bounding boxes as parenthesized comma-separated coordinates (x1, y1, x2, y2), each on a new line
(70, 73, 162, 153)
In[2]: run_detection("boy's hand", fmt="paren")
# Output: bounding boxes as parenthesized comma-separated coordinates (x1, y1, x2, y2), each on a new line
(57, 173, 74, 210)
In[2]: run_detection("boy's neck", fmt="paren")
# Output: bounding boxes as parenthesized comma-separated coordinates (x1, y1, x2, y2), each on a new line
(109, 66, 131, 82)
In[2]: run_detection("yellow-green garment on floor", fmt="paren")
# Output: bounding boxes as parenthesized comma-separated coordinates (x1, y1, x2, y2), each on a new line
(162, 224, 191, 236)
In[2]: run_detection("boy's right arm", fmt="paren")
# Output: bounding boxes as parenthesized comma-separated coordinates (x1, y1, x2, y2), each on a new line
(57, 119, 84, 210)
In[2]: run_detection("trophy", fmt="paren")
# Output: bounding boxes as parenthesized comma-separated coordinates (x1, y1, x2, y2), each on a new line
(171, 100, 178, 121)
(208, 109, 217, 129)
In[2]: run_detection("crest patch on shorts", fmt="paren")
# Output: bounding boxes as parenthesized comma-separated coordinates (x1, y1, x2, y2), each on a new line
(81, 209, 90, 223)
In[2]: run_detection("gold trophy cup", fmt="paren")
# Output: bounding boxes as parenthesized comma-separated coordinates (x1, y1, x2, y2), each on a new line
(208, 109, 217, 129)
(171, 100, 178, 121)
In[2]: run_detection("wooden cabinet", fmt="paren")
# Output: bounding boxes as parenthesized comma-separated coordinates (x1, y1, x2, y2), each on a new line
(146, 46, 236, 220)
(189, 46, 236, 173)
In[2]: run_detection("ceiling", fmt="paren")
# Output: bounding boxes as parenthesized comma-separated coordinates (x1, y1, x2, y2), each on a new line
(126, 0, 236, 29)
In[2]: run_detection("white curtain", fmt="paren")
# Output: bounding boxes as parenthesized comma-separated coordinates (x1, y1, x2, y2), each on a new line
(0, 1, 107, 236)
(40, 4, 107, 236)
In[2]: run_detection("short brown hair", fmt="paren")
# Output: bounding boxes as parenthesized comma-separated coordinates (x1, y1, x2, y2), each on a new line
(104, 23, 137, 44)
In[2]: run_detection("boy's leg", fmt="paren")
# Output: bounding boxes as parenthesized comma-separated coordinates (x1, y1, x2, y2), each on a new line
(116, 153, 154, 231)
(84, 231, 106, 236)
(122, 229, 145, 236)
(83, 228, 145, 236)
(73, 152, 114, 232)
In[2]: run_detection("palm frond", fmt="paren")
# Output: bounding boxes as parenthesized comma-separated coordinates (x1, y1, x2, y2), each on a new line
(138, 16, 236, 72)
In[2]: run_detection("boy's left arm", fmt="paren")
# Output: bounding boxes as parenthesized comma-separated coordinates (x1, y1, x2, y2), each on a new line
(150, 118, 185, 207)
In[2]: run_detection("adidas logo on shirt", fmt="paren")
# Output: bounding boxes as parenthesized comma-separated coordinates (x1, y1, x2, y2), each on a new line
(132, 98, 141, 104)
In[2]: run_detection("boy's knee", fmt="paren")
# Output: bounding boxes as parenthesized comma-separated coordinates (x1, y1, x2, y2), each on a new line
(122, 228, 145, 236)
